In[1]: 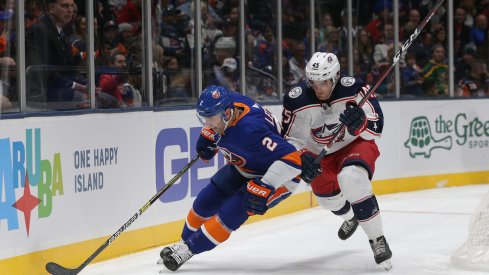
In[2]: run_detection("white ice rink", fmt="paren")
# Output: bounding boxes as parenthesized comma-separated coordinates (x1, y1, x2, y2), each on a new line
(80, 184, 489, 275)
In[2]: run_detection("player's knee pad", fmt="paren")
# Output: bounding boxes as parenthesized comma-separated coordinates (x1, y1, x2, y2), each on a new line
(351, 195, 380, 223)
(337, 165, 373, 202)
(316, 192, 348, 213)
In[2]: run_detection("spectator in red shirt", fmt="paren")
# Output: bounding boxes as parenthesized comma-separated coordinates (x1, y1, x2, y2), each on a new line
(116, 0, 142, 33)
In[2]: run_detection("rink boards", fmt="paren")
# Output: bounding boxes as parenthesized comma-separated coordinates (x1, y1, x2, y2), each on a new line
(1, 98, 489, 274)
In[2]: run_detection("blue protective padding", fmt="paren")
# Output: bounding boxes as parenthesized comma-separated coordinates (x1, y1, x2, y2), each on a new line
(181, 223, 195, 241)
(331, 200, 351, 216)
(210, 164, 248, 197)
(186, 228, 217, 254)
(351, 195, 379, 221)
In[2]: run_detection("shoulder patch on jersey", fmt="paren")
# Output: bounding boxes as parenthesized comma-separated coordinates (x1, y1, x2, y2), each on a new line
(340, 77, 355, 87)
(288, 87, 302, 98)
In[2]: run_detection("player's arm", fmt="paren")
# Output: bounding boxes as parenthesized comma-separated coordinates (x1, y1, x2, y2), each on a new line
(281, 95, 313, 150)
(244, 134, 302, 215)
(340, 84, 384, 139)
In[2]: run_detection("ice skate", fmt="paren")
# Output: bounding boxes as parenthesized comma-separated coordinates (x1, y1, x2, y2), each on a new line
(157, 240, 187, 264)
(160, 240, 187, 258)
(338, 217, 358, 240)
(161, 242, 194, 271)
(369, 235, 393, 270)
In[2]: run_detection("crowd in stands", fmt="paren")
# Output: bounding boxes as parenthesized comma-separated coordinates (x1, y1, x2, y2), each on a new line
(0, 0, 488, 112)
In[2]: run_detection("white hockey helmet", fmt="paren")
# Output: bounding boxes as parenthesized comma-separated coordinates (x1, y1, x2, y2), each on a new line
(305, 52, 340, 86)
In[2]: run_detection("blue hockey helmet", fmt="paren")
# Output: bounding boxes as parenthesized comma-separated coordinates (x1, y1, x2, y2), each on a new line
(196, 85, 233, 117)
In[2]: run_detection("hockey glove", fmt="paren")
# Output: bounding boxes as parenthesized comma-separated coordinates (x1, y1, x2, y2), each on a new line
(244, 178, 275, 215)
(300, 150, 322, 184)
(339, 102, 367, 136)
(196, 128, 218, 161)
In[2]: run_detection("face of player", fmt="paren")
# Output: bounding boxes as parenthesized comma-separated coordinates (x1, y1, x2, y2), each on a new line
(310, 79, 334, 101)
(202, 109, 231, 134)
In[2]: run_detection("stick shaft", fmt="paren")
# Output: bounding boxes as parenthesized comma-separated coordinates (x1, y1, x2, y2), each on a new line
(46, 154, 201, 275)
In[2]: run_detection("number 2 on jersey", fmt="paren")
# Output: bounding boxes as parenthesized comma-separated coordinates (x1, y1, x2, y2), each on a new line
(262, 137, 277, 151)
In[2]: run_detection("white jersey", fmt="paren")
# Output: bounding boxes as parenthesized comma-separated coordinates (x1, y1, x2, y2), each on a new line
(281, 75, 384, 155)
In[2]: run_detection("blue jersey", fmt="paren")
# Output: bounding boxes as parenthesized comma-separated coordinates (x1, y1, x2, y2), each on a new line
(216, 93, 301, 177)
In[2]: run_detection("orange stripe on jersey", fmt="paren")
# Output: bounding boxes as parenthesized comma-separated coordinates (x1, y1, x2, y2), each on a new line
(229, 102, 250, 127)
(186, 208, 210, 231)
(281, 151, 302, 166)
(267, 186, 290, 204)
(202, 216, 231, 243)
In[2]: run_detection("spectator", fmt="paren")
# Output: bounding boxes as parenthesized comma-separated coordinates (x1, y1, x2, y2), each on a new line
(0, 9, 15, 58)
(373, 24, 399, 66)
(160, 8, 191, 67)
(422, 44, 448, 96)
(116, 0, 142, 33)
(317, 13, 335, 46)
(455, 46, 477, 83)
(410, 31, 433, 67)
(204, 36, 236, 87)
(187, 1, 223, 64)
(288, 40, 307, 85)
(318, 25, 342, 55)
(217, 57, 240, 91)
(356, 29, 374, 73)
(470, 14, 488, 59)
(453, 7, 471, 46)
(0, 56, 14, 111)
(252, 24, 275, 69)
(98, 53, 128, 108)
(433, 25, 447, 46)
(402, 52, 423, 96)
(365, 0, 392, 44)
(161, 56, 191, 102)
(25, 0, 89, 109)
(402, 9, 421, 40)
(338, 8, 361, 48)
(68, 15, 88, 65)
(456, 61, 489, 97)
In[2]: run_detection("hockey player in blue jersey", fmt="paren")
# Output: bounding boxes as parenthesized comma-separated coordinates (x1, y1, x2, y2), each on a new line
(160, 85, 303, 271)
(282, 52, 392, 269)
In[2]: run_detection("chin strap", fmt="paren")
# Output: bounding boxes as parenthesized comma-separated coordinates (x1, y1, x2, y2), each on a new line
(220, 108, 234, 134)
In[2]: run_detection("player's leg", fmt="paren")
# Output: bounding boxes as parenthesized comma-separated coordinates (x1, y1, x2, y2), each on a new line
(186, 190, 249, 254)
(336, 139, 392, 269)
(160, 165, 247, 271)
(311, 162, 358, 240)
(162, 190, 249, 271)
(180, 164, 245, 240)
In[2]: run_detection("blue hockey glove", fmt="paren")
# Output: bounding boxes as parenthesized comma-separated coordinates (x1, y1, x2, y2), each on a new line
(300, 150, 322, 184)
(196, 128, 218, 161)
(244, 178, 275, 215)
(339, 102, 367, 136)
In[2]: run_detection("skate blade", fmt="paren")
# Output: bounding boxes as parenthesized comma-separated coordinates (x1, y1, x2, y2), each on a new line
(157, 258, 163, 265)
(379, 259, 392, 271)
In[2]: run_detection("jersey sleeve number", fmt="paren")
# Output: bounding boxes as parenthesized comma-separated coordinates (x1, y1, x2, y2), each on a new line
(262, 137, 278, 151)
(282, 108, 292, 124)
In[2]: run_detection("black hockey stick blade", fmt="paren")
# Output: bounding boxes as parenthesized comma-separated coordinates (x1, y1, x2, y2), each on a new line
(46, 262, 80, 275)
(45, 154, 201, 275)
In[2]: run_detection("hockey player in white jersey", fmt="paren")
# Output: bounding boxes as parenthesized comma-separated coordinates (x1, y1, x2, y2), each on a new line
(282, 52, 392, 269)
